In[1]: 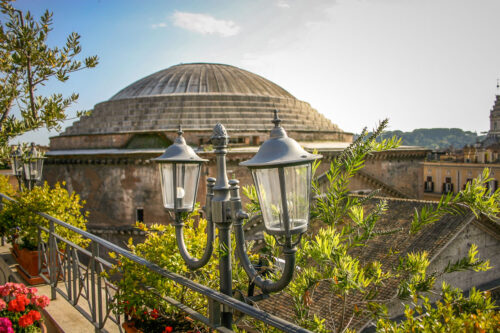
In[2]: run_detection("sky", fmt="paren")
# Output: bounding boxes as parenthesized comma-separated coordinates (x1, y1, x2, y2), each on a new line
(10, 0, 500, 145)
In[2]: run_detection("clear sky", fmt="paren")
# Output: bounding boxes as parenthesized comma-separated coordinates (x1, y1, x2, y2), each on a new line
(11, 0, 500, 145)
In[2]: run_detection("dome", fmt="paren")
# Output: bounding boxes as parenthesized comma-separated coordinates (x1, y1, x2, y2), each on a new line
(58, 63, 350, 146)
(110, 63, 294, 100)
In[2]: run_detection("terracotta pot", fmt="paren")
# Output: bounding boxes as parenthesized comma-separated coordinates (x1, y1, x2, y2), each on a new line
(122, 321, 141, 333)
(40, 321, 47, 333)
(12, 243, 39, 276)
(11, 244, 63, 285)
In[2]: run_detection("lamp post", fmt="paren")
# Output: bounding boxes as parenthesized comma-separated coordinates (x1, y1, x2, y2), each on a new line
(153, 111, 321, 329)
(10, 145, 24, 191)
(10, 143, 45, 191)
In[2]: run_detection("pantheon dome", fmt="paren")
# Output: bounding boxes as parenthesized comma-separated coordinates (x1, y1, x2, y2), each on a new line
(45, 63, 426, 234)
(51, 63, 350, 150)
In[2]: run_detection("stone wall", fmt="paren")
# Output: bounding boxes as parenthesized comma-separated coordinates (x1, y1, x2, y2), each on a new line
(362, 157, 424, 198)
(43, 148, 427, 230)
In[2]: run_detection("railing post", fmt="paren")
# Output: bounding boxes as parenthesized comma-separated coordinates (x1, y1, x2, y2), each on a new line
(208, 297, 221, 328)
(90, 242, 102, 332)
(49, 220, 56, 300)
(71, 248, 78, 306)
(37, 226, 42, 275)
(67, 245, 72, 302)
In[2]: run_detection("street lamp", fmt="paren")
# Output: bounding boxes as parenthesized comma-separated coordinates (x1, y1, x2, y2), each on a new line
(10, 143, 45, 191)
(23, 143, 45, 190)
(10, 146, 24, 190)
(154, 110, 321, 329)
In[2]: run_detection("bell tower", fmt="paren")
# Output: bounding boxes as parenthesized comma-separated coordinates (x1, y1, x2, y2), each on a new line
(486, 79, 500, 140)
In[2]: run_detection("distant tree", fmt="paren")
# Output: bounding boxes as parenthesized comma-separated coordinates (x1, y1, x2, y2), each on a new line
(358, 128, 485, 150)
(0, 0, 98, 164)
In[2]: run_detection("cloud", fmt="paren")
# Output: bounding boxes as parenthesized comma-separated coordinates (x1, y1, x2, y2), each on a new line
(171, 11, 240, 37)
(276, 0, 290, 8)
(151, 22, 167, 29)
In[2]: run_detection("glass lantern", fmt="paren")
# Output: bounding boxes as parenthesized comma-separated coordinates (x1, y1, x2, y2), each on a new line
(154, 127, 207, 212)
(10, 146, 23, 178)
(241, 110, 321, 236)
(159, 163, 202, 211)
(23, 143, 44, 183)
(252, 164, 312, 235)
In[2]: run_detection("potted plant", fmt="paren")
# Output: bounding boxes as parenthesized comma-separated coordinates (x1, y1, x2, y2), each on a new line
(108, 207, 246, 333)
(0, 282, 50, 332)
(0, 181, 89, 284)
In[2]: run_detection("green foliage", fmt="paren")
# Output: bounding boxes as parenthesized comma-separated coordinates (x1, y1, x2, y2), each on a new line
(312, 119, 400, 226)
(377, 283, 499, 332)
(245, 119, 496, 332)
(0, 174, 15, 197)
(0, 181, 89, 250)
(0, 0, 98, 164)
(241, 185, 261, 217)
(108, 207, 249, 326)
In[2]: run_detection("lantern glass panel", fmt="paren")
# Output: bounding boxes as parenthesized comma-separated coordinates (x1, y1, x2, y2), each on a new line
(23, 158, 43, 181)
(253, 163, 311, 234)
(11, 157, 23, 177)
(159, 163, 200, 211)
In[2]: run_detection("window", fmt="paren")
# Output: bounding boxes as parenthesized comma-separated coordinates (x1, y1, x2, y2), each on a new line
(136, 208, 144, 223)
(442, 177, 454, 194)
(463, 178, 473, 190)
(424, 176, 434, 192)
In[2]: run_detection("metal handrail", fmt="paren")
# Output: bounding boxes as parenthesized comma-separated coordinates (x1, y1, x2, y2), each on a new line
(0, 193, 311, 333)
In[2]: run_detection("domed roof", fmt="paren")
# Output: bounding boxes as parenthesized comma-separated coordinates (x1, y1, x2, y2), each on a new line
(110, 63, 293, 100)
(59, 63, 349, 144)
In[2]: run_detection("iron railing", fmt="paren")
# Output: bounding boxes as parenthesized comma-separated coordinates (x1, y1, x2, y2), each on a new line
(0, 193, 311, 333)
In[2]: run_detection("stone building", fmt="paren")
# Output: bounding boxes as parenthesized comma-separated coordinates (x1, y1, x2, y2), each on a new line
(423, 88, 500, 200)
(45, 63, 428, 239)
(483, 82, 500, 147)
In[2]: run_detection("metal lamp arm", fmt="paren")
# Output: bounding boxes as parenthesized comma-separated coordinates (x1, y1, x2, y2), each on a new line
(174, 178, 216, 270)
(229, 180, 297, 294)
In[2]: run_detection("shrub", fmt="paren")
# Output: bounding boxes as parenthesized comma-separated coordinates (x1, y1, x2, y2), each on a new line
(0, 181, 89, 250)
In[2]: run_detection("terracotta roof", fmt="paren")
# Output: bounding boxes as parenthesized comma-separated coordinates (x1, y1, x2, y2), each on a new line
(255, 197, 477, 331)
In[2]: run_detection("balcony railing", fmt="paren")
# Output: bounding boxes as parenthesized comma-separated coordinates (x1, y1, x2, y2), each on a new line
(0, 192, 311, 333)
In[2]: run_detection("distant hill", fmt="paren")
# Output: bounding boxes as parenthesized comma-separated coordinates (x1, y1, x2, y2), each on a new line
(361, 128, 486, 151)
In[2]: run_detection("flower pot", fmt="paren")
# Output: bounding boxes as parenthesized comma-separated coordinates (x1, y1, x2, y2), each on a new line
(11, 244, 44, 285)
(122, 321, 141, 333)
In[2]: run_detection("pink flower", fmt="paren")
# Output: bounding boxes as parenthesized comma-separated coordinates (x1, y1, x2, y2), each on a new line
(0, 317, 14, 333)
(0, 300, 5, 311)
(30, 295, 50, 309)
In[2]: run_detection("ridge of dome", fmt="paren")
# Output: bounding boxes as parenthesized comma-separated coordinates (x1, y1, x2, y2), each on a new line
(110, 63, 294, 100)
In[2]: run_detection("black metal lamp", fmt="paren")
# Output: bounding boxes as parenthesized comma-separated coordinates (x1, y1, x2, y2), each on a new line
(240, 110, 321, 236)
(153, 126, 208, 212)
(10, 146, 23, 178)
(153, 114, 321, 329)
(23, 143, 45, 189)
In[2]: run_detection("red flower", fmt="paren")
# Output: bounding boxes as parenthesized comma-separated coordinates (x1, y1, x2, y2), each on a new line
(18, 314, 34, 328)
(150, 308, 159, 319)
(28, 310, 41, 321)
(163, 326, 173, 333)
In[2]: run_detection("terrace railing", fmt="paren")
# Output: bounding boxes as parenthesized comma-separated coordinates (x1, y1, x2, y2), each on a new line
(0, 193, 311, 333)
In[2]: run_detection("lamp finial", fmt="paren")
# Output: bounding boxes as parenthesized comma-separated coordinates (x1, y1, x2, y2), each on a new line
(270, 109, 286, 139)
(174, 124, 186, 145)
(272, 109, 281, 128)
